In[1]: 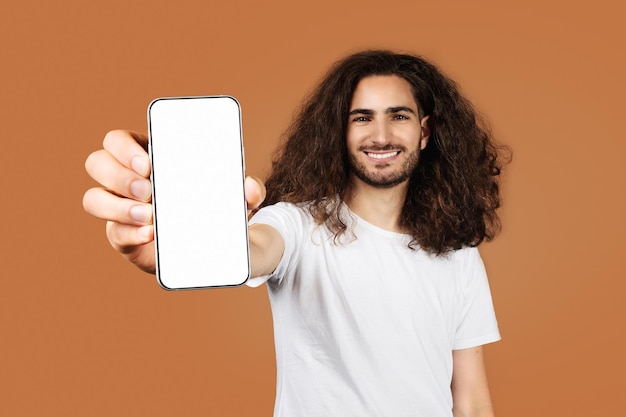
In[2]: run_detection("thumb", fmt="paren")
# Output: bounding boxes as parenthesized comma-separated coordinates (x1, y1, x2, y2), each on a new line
(244, 176, 266, 212)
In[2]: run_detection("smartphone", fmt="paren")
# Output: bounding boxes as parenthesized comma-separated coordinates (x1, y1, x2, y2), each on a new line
(147, 96, 249, 290)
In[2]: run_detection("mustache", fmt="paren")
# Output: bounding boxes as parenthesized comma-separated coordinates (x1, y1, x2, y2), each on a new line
(357, 144, 406, 152)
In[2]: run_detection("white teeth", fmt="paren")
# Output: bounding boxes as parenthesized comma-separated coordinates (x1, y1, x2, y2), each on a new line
(367, 151, 398, 159)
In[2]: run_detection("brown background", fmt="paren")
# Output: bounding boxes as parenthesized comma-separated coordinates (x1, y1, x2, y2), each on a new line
(1, 0, 624, 415)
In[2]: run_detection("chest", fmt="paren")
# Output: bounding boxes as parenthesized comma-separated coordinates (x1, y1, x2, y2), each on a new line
(278, 234, 464, 344)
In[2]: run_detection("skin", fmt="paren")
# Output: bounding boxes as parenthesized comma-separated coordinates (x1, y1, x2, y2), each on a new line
(347, 76, 427, 189)
(83, 130, 280, 276)
(83, 75, 495, 417)
(344, 75, 429, 232)
(451, 347, 496, 417)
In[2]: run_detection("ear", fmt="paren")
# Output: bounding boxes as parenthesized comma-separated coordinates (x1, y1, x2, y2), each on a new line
(419, 115, 430, 150)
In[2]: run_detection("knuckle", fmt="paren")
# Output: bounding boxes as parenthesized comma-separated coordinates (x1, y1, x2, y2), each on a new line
(102, 130, 116, 149)
(103, 129, 135, 155)
(82, 188, 96, 213)
(84, 151, 100, 175)
(102, 129, 123, 149)
(105, 221, 117, 245)
(106, 221, 127, 249)
(106, 221, 140, 251)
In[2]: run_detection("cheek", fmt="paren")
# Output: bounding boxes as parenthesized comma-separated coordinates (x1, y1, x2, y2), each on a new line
(404, 128, 423, 148)
(345, 128, 360, 149)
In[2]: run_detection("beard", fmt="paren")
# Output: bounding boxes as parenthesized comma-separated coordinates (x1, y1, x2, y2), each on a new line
(348, 145, 420, 188)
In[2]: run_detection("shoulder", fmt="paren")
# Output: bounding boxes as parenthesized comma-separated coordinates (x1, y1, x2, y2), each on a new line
(449, 246, 491, 296)
(418, 246, 487, 292)
(251, 202, 311, 224)
(250, 202, 316, 240)
(429, 246, 481, 266)
(451, 246, 483, 266)
(417, 246, 482, 269)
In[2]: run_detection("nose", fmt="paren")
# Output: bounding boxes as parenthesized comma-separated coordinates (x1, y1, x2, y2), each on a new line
(371, 119, 391, 145)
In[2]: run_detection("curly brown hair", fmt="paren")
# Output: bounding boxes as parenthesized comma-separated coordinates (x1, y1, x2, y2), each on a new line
(262, 50, 511, 255)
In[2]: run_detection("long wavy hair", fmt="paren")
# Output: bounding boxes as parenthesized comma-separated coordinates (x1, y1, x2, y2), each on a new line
(262, 50, 511, 255)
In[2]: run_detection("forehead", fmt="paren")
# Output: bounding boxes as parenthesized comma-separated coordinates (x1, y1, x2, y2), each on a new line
(350, 75, 417, 109)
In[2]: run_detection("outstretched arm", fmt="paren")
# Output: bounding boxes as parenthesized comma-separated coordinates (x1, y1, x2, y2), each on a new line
(83, 130, 283, 277)
(451, 346, 496, 417)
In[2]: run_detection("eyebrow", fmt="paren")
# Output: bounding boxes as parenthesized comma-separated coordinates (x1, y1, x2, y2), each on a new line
(348, 106, 417, 116)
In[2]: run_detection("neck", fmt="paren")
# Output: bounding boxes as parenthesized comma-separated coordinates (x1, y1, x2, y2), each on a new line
(343, 176, 408, 233)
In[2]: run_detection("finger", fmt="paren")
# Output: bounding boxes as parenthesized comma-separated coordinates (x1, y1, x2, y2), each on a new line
(245, 176, 266, 211)
(105, 222, 156, 274)
(105, 221, 154, 253)
(85, 150, 152, 202)
(102, 130, 151, 177)
(83, 187, 153, 226)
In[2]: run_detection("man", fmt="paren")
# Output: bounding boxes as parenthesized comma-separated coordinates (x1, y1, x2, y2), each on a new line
(84, 50, 509, 417)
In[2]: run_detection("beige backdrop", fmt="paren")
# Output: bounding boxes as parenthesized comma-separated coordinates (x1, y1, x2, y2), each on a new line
(1, 0, 624, 415)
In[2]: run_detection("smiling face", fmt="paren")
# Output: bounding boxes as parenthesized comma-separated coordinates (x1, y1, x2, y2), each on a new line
(346, 75, 430, 188)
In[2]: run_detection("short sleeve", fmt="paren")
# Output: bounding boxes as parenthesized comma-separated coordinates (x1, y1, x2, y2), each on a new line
(246, 203, 307, 287)
(453, 248, 501, 350)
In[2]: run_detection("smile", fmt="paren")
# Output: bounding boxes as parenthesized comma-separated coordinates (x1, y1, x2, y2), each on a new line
(366, 151, 399, 159)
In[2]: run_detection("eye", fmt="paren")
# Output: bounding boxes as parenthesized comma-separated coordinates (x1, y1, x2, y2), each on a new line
(393, 114, 409, 120)
(352, 116, 370, 122)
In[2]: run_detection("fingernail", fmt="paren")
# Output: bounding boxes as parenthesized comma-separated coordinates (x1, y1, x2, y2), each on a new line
(131, 155, 150, 176)
(137, 225, 153, 240)
(130, 179, 151, 200)
(130, 205, 152, 223)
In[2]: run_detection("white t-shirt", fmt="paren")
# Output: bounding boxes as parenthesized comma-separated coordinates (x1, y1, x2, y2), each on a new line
(249, 202, 500, 417)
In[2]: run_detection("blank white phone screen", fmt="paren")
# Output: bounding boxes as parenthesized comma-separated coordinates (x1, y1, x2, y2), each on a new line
(148, 96, 249, 289)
